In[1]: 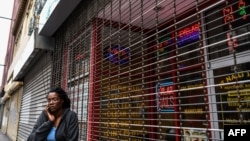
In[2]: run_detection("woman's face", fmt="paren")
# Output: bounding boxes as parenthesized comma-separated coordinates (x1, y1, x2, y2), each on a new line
(47, 92, 64, 113)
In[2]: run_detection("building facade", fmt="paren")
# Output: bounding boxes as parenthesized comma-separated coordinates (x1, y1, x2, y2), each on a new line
(1, 0, 250, 141)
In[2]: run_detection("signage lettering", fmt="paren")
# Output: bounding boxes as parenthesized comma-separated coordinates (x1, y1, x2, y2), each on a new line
(223, 0, 247, 23)
(223, 6, 235, 24)
(101, 84, 144, 139)
(222, 0, 248, 52)
(177, 23, 200, 47)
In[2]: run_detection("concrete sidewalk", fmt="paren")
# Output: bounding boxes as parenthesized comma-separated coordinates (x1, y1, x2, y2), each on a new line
(0, 131, 12, 141)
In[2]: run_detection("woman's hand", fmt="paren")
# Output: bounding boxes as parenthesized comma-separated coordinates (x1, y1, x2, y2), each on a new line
(45, 105, 55, 122)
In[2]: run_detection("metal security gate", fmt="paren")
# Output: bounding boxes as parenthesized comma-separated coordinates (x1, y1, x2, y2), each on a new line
(88, 0, 250, 141)
(52, 26, 92, 140)
(48, 0, 250, 140)
(17, 52, 52, 141)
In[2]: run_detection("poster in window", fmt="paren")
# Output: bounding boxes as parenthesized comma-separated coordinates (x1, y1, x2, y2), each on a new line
(156, 81, 175, 112)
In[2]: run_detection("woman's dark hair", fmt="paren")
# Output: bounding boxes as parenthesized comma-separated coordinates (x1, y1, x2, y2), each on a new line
(47, 87, 71, 108)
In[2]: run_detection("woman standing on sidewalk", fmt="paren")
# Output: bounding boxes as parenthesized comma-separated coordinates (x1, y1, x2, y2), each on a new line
(27, 87, 79, 141)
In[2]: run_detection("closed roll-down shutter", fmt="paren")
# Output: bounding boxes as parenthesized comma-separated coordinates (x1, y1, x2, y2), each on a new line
(33, 0, 250, 140)
(17, 52, 52, 141)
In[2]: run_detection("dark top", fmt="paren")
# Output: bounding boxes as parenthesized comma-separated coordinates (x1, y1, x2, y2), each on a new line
(27, 108, 79, 141)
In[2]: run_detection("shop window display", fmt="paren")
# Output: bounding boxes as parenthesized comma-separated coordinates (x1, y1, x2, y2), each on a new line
(214, 62, 250, 128)
(66, 28, 91, 140)
(155, 35, 174, 74)
(155, 77, 177, 140)
(205, 0, 250, 60)
(153, 13, 207, 140)
(175, 18, 202, 69)
(178, 69, 208, 126)
(98, 26, 150, 140)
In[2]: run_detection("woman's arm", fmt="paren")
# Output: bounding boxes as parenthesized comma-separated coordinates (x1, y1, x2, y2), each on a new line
(66, 111, 79, 141)
(27, 110, 53, 141)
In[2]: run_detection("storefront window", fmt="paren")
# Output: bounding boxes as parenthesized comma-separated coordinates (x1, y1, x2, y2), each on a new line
(68, 81, 89, 138)
(214, 62, 250, 128)
(205, 0, 250, 60)
(67, 28, 91, 140)
(97, 26, 150, 140)
(156, 35, 174, 74)
(178, 68, 208, 141)
(155, 79, 177, 140)
(70, 32, 90, 78)
(152, 10, 206, 140)
(176, 15, 201, 68)
(178, 69, 207, 127)
(177, 41, 201, 68)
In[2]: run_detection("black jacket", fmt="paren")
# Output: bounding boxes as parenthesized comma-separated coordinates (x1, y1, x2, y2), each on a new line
(27, 108, 79, 141)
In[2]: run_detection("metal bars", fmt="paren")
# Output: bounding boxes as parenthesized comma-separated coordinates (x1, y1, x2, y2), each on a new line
(52, 0, 250, 140)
